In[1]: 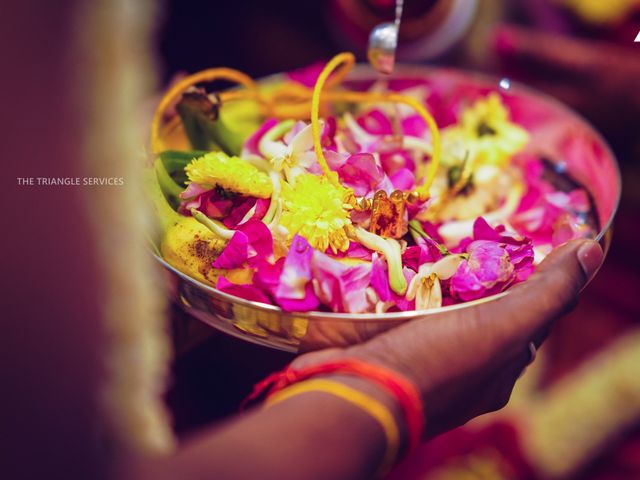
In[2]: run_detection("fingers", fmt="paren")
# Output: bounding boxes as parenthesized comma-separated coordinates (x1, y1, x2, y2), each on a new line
(334, 241, 602, 402)
(490, 239, 603, 340)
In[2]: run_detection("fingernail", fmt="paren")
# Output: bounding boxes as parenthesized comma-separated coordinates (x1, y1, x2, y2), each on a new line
(577, 240, 603, 281)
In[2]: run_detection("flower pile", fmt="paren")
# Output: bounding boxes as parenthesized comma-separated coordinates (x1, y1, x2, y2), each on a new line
(164, 65, 597, 314)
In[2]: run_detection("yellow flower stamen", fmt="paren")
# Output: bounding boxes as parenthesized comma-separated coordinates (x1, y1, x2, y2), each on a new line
(280, 173, 353, 253)
(443, 92, 528, 168)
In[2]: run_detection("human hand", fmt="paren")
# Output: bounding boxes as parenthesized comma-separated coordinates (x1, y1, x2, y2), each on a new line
(295, 239, 604, 438)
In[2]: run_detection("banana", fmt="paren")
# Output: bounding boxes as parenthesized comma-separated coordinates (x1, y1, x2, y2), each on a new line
(144, 160, 250, 287)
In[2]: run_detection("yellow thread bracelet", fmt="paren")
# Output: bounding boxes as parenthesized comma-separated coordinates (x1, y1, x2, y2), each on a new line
(264, 378, 400, 475)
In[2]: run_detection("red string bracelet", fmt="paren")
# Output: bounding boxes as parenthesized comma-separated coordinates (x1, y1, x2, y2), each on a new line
(240, 358, 424, 455)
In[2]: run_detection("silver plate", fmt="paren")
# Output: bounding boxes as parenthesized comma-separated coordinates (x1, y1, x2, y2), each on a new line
(153, 65, 621, 353)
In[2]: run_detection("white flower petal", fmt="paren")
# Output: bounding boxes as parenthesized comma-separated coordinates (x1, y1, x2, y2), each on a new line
(432, 255, 464, 280)
(289, 123, 316, 158)
(428, 277, 442, 309)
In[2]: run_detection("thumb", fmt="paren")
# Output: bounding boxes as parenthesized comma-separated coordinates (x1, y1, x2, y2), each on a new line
(494, 239, 604, 336)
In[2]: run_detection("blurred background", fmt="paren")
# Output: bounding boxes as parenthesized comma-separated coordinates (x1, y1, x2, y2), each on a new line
(158, 1, 640, 479)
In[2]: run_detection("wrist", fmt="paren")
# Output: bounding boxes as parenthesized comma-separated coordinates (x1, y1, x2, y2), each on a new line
(346, 342, 427, 406)
(324, 374, 409, 457)
(242, 346, 425, 467)
(262, 378, 397, 478)
(253, 350, 425, 455)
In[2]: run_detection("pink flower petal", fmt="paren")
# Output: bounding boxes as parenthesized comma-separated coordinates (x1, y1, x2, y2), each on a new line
(322, 116, 338, 151)
(568, 189, 590, 213)
(474, 217, 523, 246)
(179, 182, 209, 200)
(511, 157, 594, 247)
(311, 252, 372, 313)
(253, 198, 271, 220)
(338, 153, 386, 196)
(276, 235, 313, 300)
(370, 258, 419, 311)
(242, 118, 279, 156)
(401, 114, 427, 137)
(473, 217, 506, 243)
(370, 253, 391, 302)
(212, 231, 248, 269)
(357, 109, 393, 135)
(222, 197, 257, 227)
(253, 253, 319, 313)
(388, 268, 417, 312)
(286, 62, 325, 87)
(237, 219, 273, 265)
(206, 198, 234, 218)
(402, 239, 442, 272)
(277, 283, 320, 312)
(181, 186, 262, 224)
(450, 240, 515, 302)
(178, 183, 214, 216)
(381, 150, 416, 175)
(216, 277, 271, 304)
(331, 242, 374, 261)
(389, 168, 414, 191)
(252, 258, 284, 295)
(402, 246, 422, 272)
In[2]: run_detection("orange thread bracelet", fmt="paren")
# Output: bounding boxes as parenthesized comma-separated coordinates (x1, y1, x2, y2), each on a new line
(241, 358, 424, 455)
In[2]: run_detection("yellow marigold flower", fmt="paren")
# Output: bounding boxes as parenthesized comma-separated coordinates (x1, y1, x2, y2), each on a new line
(443, 93, 529, 168)
(185, 151, 273, 198)
(280, 173, 353, 253)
